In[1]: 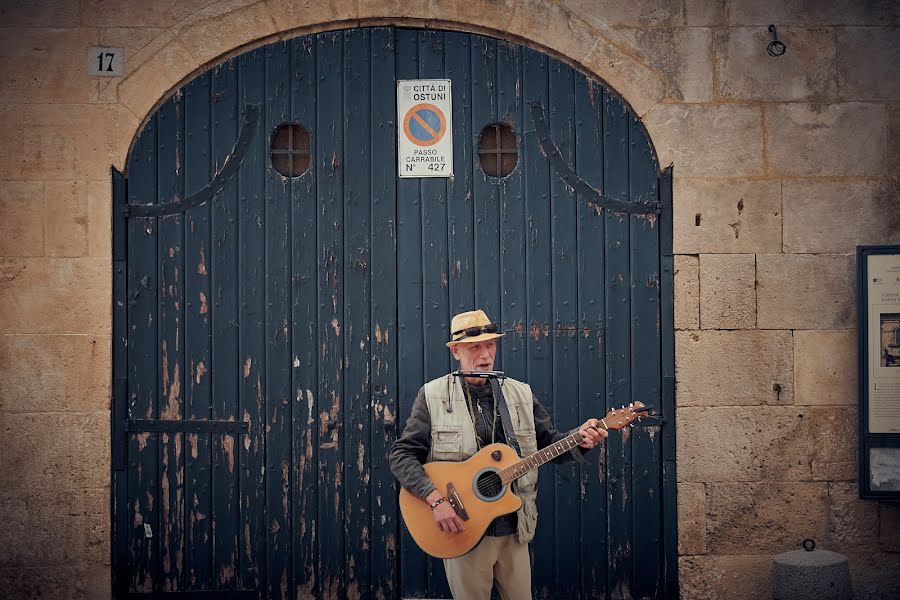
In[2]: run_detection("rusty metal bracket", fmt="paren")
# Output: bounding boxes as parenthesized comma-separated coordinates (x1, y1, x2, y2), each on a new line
(124, 104, 261, 218)
(529, 101, 662, 216)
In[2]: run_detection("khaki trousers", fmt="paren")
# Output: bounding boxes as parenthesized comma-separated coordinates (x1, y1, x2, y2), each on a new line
(443, 534, 532, 600)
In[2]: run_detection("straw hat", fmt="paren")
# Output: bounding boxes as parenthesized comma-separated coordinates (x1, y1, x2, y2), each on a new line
(446, 310, 504, 347)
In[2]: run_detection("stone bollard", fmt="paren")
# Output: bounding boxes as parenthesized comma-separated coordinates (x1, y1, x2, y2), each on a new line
(772, 539, 852, 599)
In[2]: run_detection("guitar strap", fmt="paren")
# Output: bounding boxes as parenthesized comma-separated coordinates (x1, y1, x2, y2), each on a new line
(490, 377, 522, 456)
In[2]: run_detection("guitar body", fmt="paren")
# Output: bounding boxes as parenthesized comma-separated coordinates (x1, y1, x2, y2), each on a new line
(398, 443, 523, 559)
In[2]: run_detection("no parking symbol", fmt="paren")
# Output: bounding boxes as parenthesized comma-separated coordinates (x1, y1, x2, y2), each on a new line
(397, 80, 453, 178)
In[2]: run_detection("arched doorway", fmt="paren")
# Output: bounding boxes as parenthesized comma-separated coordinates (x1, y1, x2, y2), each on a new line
(111, 26, 675, 600)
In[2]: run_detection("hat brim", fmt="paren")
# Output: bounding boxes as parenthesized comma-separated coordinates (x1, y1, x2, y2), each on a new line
(446, 331, 504, 347)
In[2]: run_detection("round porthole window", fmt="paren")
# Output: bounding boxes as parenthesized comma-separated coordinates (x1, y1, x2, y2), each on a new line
(270, 123, 311, 177)
(477, 123, 518, 178)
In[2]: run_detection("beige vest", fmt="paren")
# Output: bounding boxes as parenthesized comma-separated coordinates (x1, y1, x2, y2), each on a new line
(423, 374, 539, 544)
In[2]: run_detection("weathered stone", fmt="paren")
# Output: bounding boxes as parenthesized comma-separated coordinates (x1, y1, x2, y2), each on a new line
(766, 103, 887, 176)
(715, 27, 836, 101)
(0, 412, 109, 491)
(0, 104, 137, 181)
(757, 254, 855, 330)
(889, 104, 900, 169)
(678, 482, 706, 555)
(706, 482, 829, 554)
(44, 181, 89, 258)
(676, 406, 814, 484)
(359, 0, 428, 20)
(846, 552, 900, 600)
(684, 0, 726, 25)
(564, 0, 683, 27)
(87, 181, 111, 258)
(793, 330, 856, 406)
(880, 503, 900, 552)
(727, 0, 895, 26)
(0, 335, 110, 412)
(116, 37, 197, 125)
(80, 0, 224, 28)
(676, 331, 793, 406)
(674, 255, 699, 330)
(809, 405, 857, 482)
(673, 178, 782, 255)
(643, 105, 763, 176)
(679, 555, 772, 600)
(783, 179, 900, 253)
(699, 253, 756, 329)
(92, 27, 169, 103)
(0, 565, 110, 600)
(838, 27, 900, 100)
(0, 0, 78, 26)
(0, 181, 44, 257)
(266, 0, 357, 30)
(172, 0, 279, 67)
(825, 482, 879, 550)
(0, 488, 109, 566)
(0, 258, 111, 335)
(618, 27, 712, 102)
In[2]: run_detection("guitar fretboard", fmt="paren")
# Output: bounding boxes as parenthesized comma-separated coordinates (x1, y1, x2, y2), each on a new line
(498, 426, 603, 485)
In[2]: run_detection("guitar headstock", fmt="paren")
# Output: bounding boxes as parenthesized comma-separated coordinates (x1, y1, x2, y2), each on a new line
(599, 401, 651, 430)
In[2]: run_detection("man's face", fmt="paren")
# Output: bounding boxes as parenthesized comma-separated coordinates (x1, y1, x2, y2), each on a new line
(450, 340, 497, 373)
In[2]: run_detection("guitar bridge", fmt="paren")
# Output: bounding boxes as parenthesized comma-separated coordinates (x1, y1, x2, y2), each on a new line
(446, 482, 469, 521)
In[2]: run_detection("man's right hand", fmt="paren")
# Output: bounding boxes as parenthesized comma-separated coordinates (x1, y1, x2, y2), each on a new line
(426, 490, 465, 533)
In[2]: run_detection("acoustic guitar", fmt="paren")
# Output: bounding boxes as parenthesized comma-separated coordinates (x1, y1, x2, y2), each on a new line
(398, 402, 649, 558)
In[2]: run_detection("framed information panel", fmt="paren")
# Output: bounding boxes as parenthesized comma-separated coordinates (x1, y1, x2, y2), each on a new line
(858, 245, 900, 500)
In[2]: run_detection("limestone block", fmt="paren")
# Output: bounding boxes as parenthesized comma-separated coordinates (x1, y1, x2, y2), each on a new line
(715, 27, 836, 101)
(0, 181, 44, 257)
(757, 254, 854, 330)
(0, 104, 137, 181)
(673, 178, 781, 255)
(116, 37, 198, 125)
(643, 105, 763, 177)
(0, 488, 108, 565)
(783, 179, 900, 254)
(727, 0, 895, 26)
(678, 482, 706, 555)
(420, 0, 523, 34)
(617, 27, 712, 102)
(564, 0, 683, 27)
(793, 330, 856, 406)
(0, 412, 109, 491)
(674, 255, 699, 330)
(87, 181, 111, 258)
(0, 258, 111, 335)
(0, 0, 78, 26)
(676, 406, 852, 482)
(706, 482, 829, 554)
(684, 0, 726, 25)
(80, 0, 226, 28)
(880, 502, 900, 552)
(92, 27, 169, 103)
(44, 181, 89, 258)
(825, 482, 879, 550)
(838, 28, 900, 100)
(359, 0, 428, 20)
(676, 330, 793, 406)
(679, 555, 772, 600)
(699, 253, 756, 329)
(766, 103, 887, 177)
(171, 1, 279, 68)
(0, 334, 110, 412)
(267, 0, 357, 31)
(846, 552, 900, 600)
(0, 565, 109, 600)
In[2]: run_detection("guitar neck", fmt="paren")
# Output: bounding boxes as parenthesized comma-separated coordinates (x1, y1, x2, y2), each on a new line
(498, 424, 606, 485)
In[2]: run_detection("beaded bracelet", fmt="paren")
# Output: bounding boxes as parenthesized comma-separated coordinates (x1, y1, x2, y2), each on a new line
(430, 497, 447, 510)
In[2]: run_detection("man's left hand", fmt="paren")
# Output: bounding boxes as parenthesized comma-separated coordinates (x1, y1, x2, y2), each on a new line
(577, 419, 608, 449)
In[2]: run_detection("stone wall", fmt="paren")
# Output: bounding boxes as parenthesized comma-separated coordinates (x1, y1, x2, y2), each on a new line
(0, 1, 897, 598)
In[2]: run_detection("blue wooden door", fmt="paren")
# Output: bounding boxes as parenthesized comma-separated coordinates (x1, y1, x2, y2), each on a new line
(112, 27, 675, 600)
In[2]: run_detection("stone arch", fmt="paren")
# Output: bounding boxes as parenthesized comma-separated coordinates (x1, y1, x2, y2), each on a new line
(113, 0, 670, 170)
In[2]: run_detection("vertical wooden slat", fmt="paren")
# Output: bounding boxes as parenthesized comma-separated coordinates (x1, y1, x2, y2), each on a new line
(343, 27, 373, 600)
(237, 47, 267, 593)
(604, 89, 634, 600)
(395, 26, 427, 599)
(112, 167, 129, 596)
(289, 33, 319, 600)
(157, 94, 186, 592)
(316, 30, 345, 600)
(575, 74, 608, 600)
(183, 71, 213, 590)
(548, 57, 580, 599)
(264, 40, 293, 600)
(369, 26, 400, 600)
(210, 57, 241, 590)
(521, 46, 554, 599)
(127, 116, 159, 593)
(445, 32, 475, 316)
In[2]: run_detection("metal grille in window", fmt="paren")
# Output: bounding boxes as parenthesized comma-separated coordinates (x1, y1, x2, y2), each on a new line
(478, 123, 518, 178)
(271, 122, 311, 177)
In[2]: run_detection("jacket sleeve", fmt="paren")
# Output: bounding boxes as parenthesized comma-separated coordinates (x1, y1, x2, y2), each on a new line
(532, 393, 589, 464)
(389, 387, 438, 500)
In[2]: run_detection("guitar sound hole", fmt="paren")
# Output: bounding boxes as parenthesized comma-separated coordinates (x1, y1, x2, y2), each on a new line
(475, 470, 503, 500)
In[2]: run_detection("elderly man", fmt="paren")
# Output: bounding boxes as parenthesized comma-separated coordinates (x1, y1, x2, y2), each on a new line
(390, 309, 608, 600)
